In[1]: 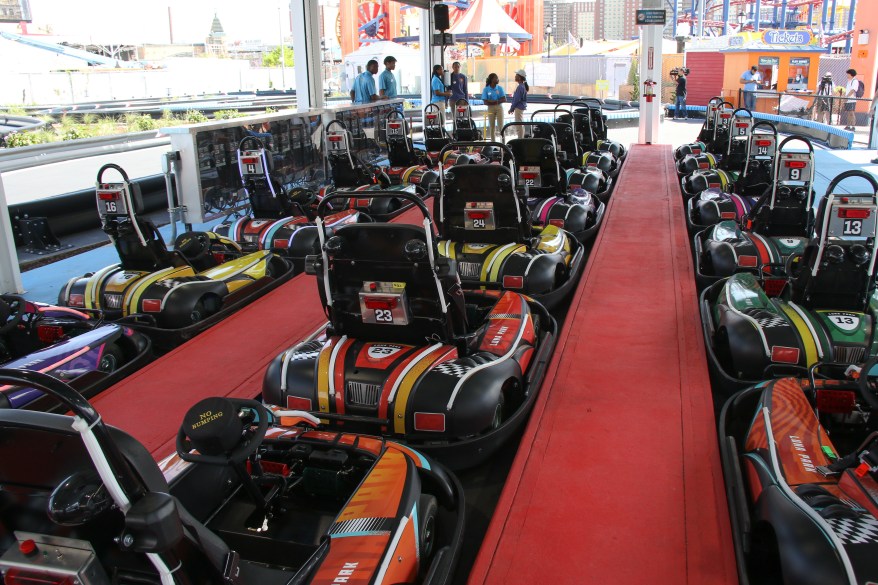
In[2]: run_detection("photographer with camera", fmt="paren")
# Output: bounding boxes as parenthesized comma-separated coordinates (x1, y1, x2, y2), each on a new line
(812, 72, 834, 124)
(671, 67, 689, 119)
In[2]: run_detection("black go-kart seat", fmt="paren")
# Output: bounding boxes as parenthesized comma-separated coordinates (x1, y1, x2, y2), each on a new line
(0, 407, 231, 581)
(533, 122, 578, 163)
(318, 223, 467, 346)
(112, 218, 183, 273)
(747, 184, 813, 237)
(438, 164, 531, 245)
(328, 149, 382, 188)
(506, 138, 567, 197)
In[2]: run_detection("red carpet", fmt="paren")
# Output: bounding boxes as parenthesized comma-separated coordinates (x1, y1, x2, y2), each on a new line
(93, 206, 426, 458)
(467, 145, 737, 585)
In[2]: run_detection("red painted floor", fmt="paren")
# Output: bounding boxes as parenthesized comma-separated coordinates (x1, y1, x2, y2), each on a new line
(92, 205, 425, 458)
(467, 145, 737, 585)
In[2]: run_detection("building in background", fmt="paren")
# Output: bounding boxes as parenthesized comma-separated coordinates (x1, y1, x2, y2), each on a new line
(572, 0, 596, 41)
(544, 0, 574, 43)
(595, 0, 638, 40)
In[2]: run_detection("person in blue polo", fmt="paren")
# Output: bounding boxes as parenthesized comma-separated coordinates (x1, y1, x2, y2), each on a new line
(378, 56, 397, 99)
(481, 72, 506, 141)
(350, 59, 379, 104)
(431, 64, 452, 124)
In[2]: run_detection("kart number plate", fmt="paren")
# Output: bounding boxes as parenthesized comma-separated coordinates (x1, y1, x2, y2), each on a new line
(359, 282, 410, 326)
(239, 149, 265, 176)
(519, 166, 542, 188)
(465, 202, 496, 230)
(327, 132, 348, 152)
(96, 183, 129, 216)
(828, 196, 876, 238)
(386, 122, 404, 137)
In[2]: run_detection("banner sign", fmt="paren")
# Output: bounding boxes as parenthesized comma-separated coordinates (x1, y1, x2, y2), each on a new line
(762, 30, 812, 45)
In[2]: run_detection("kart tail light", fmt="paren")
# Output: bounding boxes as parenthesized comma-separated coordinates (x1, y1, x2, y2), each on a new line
(68, 294, 85, 308)
(363, 296, 399, 310)
(211, 252, 227, 264)
(816, 389, 856, 414)
(720, 212, 737, 220)
(240, 157, 258, 165)
(503, 275, 524, 289)
(770, 346, 800, 364)
(286, 396, 312, 411)
(142, 299, 162, 312)
(467, 211, 489, 220)
(735, 122, 749, 128)
(838, 208, 871, 219)
(762, 279, 787, 297)
(457, 107, 467, 113)
(328, 134, 343, 142)
(737, 255, 758, 268)
(426, 114, 438, 120)
(720, 113, 732, 118)
(549, 219, 565, 228)
(355, 198, 372, 207)
(388, 123, 401, 129)
(36, 325, 64, 344)
(414, 412, 446, 432)
(97, 191, 118, 201)
(785, 161, 807, 168)
(698, 162, 709, 169)
(520, 172, 538, 180)
(755, 140, 773, 147)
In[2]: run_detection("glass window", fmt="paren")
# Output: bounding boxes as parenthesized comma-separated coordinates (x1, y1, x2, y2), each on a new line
(758, 56, 780, 90)
(788, 57, 810, 91)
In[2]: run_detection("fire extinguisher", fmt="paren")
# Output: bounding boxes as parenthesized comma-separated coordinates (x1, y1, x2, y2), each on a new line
(643, 79, 657, 103)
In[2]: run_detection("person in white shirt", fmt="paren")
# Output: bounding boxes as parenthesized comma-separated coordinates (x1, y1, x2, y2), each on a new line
(843, 68, 861, 130)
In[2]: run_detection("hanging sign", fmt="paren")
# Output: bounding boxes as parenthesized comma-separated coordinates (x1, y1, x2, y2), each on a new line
(635, 9, 667, 25)
(762, 30, 812, 45)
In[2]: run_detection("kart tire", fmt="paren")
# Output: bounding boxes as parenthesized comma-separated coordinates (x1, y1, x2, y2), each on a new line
(418, 494, 438, 564)
(98, 342, 123, 373)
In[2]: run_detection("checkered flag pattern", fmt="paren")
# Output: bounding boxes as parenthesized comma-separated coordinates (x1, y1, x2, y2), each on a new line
(291, 340, 324, 361)
(826, 516, 878, 545)
(743, 309, 787, 329)
(434, 362, 474, 378)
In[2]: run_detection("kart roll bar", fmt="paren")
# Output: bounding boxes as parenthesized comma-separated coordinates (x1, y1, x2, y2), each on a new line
(0, 368, 179, 584)
(769, 135, 815, 210)
(813, 170, 878, 278)
(237, 135, 278, 198)
(314, 190, 446, 314)
(499, 120, 559, 141)
(741, 120, 778, 179)
(436, 140, 519, 224)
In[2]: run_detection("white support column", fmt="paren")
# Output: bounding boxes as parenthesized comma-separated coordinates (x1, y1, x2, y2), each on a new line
(637, 3, 664, 145)
(420, 7, 434, 109)
(0, 176, 24, 294)
(290, 0, 324, 112)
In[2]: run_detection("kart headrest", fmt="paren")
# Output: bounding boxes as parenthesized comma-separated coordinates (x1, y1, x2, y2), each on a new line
(319, 223, 465, 343)
(507, 138, 557, 167)
(438, 164, 530, 244)
(182, 397, 244, 457)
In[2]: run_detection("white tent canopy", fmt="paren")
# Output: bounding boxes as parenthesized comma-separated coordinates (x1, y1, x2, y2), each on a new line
(342, 40, 420, 94)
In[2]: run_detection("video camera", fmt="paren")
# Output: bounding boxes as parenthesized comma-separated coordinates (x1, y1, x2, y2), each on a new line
(670, 67, 690, 78)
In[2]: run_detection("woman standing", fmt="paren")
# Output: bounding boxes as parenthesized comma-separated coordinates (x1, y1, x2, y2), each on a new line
(508, 69, 529, 138)
(481, 73, 506, 141)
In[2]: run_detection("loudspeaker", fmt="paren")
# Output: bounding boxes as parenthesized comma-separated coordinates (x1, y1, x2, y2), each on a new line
(434, 4, 450, 31)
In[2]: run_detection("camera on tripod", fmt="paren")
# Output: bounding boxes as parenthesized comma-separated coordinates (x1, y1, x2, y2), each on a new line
(670, 67, 690, 78)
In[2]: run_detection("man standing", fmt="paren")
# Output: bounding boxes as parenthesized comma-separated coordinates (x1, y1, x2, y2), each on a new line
(350, 59, 379, 104)
(450, 61, 468, 103)
(378, 56, 397, 99)
(674, 70, 687, 119)
(739, 65, 761, 111)
(843, 68, 861, 130)
(431, 64, 452, 124)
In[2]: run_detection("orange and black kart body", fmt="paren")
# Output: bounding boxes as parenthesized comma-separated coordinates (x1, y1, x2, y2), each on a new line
(720, 374, 878, 585)
(0, 370, 464, 585)
(263, 191, 557, 470)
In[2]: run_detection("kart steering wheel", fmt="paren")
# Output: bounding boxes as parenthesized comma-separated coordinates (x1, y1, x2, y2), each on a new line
(287, 187, 317, 207)
(0, 294, 26, 335)
(857, 357, 878, 411)
(176, 397, 270, 466)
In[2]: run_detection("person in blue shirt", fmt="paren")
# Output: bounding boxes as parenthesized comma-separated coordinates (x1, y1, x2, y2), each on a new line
(350, 59, 379, 104)
(508, 69, 529, 138)
(481, 73, 506, 141)
(450, 61, 468, 103)
(431, 64, 452, 124)
(739, 65, 761, 111)
(378, 56, 397, 99)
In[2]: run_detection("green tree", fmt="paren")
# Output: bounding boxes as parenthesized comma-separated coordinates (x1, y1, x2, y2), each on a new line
(628, 58, 640, 101)
(263, 46, 294, 68)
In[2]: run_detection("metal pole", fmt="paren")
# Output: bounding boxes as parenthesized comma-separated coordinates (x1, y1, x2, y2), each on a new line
(807, 4, 813, 29)
(698, 0, 705, 36)
(279, 5, 286, 89)
(829, 0, 837, 32)
(722, 0, 729, 35)
(754, 0, 761, 31)
(567, 49, 571, 96)
(780, 0, 787, 28)
(845, 0, 857, 54)
(672, 0, 678, 38)
(821, 0, 829, 33)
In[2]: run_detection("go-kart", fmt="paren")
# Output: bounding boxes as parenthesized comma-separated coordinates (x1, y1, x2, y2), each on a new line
(383, 110, 440, 189)
(211, 136, 361, 271)
(451, 99, 482, 141)
(692, 135, 814, 288)
(325, 119, 391, 188)
(422, 103, 452, 166)
(59, 164, 293, 349)
(554, 99, 627, 161)
(700, 170, 878, 394)
(434, 150, 585, 309)
(697, 97, 734, 151)
(0, 296, 150, 410)
(678, 151, 720, 176)
(448, 140, 606, 242)
(685, 122, 781, 234)
(674, 141, 707, 160)
(719, 362, 878, 585)
(263, 191, 557, 469)
(0, 369, 464, 585)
